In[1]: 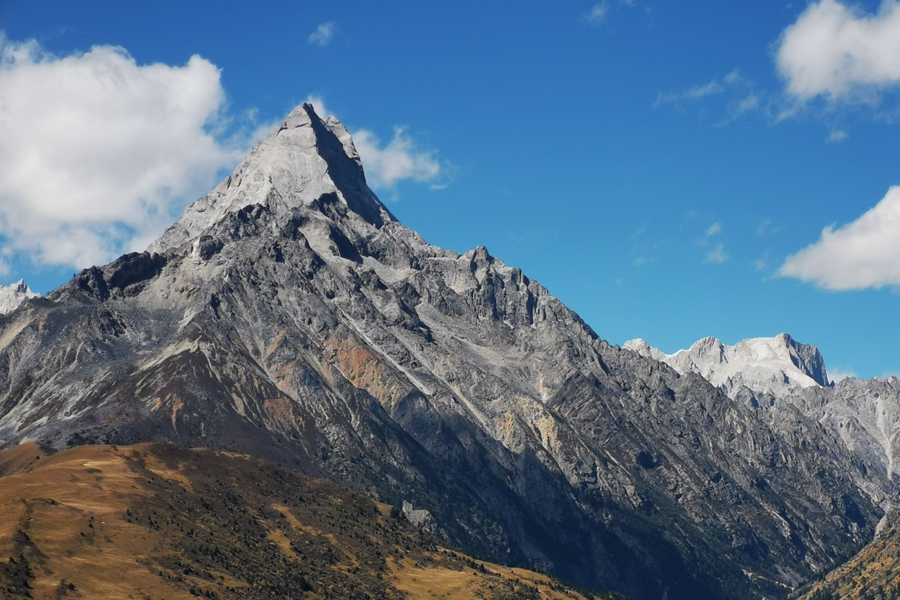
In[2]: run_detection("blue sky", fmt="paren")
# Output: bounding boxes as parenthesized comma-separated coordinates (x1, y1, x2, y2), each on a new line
(1, 0, 899, 379)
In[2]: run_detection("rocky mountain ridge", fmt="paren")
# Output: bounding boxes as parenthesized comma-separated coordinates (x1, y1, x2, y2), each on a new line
(626, 335, 900, 487)
(792, 377, 900, 484)
(0, 104, 891, 600)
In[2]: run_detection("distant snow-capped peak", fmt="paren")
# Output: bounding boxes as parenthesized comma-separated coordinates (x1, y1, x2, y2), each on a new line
(624, 333, 829, 403)
(0, 280, 39, 315)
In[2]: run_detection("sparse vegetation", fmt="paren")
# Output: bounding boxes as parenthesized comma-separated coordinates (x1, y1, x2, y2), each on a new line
(0, 442, 624, 599)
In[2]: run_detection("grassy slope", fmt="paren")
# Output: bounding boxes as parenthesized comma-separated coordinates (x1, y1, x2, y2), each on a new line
(0, 442, 625, 600)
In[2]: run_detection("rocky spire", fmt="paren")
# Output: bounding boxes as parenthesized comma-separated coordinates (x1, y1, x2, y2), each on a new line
(148, 103, 394, 255)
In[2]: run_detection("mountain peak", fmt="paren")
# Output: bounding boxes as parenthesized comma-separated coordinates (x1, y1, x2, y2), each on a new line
(148, 103, 393, 255)
(0, 279, 38, 315)
(626, 333, 830, 403)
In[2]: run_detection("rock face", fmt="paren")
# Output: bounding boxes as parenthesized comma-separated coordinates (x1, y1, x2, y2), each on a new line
(783, 378, 900, 599)
(0, 280, 38, 315)
(624, 333, 829, 406)
(793, 377, 900, 483)
(0, 104, 890, 600)
(626, 335, 900, 494)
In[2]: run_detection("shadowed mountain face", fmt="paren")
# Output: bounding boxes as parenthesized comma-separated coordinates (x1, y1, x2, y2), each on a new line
(0, 104, 890, 599)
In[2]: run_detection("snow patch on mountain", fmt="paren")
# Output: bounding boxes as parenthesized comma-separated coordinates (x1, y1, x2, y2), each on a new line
(624, 333, 830, 403)
(0, 280, 39, 315)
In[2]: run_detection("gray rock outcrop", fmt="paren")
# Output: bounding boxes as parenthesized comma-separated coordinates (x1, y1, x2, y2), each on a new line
(793, 377, 900, 484)
(402, 500, 436, 534)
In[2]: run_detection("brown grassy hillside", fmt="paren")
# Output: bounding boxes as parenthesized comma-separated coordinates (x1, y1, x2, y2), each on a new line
(0, 443, 623, 600)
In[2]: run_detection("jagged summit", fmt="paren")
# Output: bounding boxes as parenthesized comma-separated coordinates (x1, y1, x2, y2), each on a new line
(624, 332, 829, 404)
(149, 103, 394, 255)
(0, 279, 39, 315)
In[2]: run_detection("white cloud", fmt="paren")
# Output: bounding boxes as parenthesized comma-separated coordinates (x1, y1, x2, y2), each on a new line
(696, 222, 728, 264)
(0, 36, 241, 269)
(687, 81, 726, 100)
(585, 3, 610, 25)
(779, 186, 900, 289)
(756, 218, 781, 236)
(656, 69, 765, 125)
(308, 22, 337, 47)
(353, 126, 441, 190)
(723, 69, 742, 85)
(828, 128, 848, 141)
(776, 0, 900, 102)
(631, 223, 648, 239)
(705, 243, 729, 264)
(735, 93, 760, 115)
(584, 0, 637, 25)
(696, 221, 723, 246)
(655, 80, 725, 106)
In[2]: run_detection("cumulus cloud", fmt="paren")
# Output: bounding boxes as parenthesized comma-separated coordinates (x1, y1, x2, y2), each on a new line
(776, 0, 900, 102)
(353, 127, 441, 190)
(779, 186, 900, 289)
(0, 36, 241, 269)
(308, 22, 337, 47)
